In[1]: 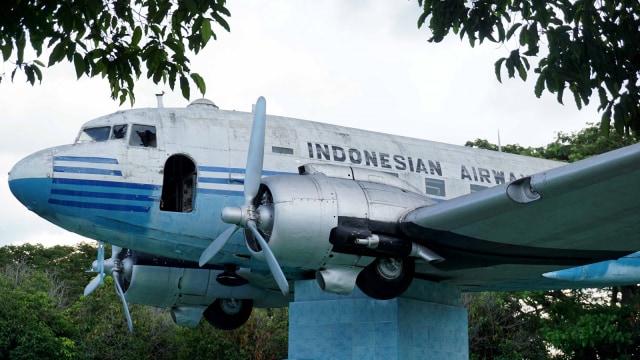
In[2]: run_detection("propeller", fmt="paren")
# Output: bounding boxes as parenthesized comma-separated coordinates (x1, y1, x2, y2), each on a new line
(199, 97, 289, 296)
(85, 241, 134, 334)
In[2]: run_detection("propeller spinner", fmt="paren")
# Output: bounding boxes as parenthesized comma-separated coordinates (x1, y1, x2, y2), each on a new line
(199, 97, 289, 296)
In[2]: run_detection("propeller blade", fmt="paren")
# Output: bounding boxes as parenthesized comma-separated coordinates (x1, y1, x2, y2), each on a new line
(247, 221, 289, 296)
(84, 241, 107, 297)
(114, 271, 134, 334)
(112, 245, 122, 258)
(96, 241, 105, 277)
(244, 96, 266, 204)
(199, 225, 239, 266)
(84, 274, 102, 297)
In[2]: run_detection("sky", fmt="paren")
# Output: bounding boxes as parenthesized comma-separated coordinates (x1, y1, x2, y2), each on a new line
(0, 1, 602, 248)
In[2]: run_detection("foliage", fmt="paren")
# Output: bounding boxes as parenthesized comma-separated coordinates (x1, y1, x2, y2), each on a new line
(1, 0, 230, 104)
(522, 289, 640, 360)
(464, 138, 546, 158)
(416, 0, 640, 137)
(466, 122, 638, 163)
(172, 308, 288, 360)
(0, 262, 77, 359)
(0, 242, 97, 306)
(0, 243, 288, 359)
(464, 292, 547, 360)
(542, 122, 638, 162)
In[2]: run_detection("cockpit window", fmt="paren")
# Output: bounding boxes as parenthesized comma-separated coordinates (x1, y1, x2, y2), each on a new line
(77, 126, 111, 143)
(129, 125, 157, 147)
(111, 124, 128, 139)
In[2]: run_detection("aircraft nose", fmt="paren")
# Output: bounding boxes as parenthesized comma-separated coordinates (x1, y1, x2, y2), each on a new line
(8, 149, 54, 214)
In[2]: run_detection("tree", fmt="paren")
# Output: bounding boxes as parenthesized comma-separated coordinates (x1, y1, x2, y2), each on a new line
(0, 242, 97, 306)
(523, 289, 640, 360)
(1, 0, 230, 104)
(1, 242, 290, 359)
(466, 122, 638, 162)
(416, 0, 640, 137)
(464, 292, 547, 360)
(0, 262, 77, 359)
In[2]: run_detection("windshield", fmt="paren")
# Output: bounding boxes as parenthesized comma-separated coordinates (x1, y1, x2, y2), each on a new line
(111, 124, 128, 139)
(76, 124, 130, 144)
(77, 126, 111, 143)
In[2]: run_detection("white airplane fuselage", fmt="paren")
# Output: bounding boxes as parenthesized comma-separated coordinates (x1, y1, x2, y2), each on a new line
(9, 98, 571, 327)
(9, 99, 560, 264)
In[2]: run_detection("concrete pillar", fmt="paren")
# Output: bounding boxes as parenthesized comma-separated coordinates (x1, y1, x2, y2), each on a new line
(288, 279, 468, 360)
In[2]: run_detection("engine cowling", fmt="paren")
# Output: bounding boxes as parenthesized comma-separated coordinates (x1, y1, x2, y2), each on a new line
(247, 164, 437, 271)
(119, 252, 289, 328)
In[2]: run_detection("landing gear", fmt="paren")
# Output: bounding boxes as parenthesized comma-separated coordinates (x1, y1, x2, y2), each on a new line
(203, 298, 254, 330)
(356, 257, 415, 300)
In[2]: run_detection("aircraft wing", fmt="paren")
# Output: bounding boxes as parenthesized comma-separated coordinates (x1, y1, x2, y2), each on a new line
(400, 142, 640, 291)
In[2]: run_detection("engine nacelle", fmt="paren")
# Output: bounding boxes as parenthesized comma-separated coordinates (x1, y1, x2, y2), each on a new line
(249, 164, 437, 271)
(125, 264, 288, 302)
(119, 252, 290, 327)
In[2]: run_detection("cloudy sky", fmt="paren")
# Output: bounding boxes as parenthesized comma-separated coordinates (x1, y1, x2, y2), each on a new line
(1, 1, 601, 248)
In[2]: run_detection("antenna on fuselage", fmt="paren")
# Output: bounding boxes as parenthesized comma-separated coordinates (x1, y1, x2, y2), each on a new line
(156, 91, 165, 108)
(498, 130, 502, 152)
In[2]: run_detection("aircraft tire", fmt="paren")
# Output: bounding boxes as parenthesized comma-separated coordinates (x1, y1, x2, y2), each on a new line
(356, 257, 415, 300)
(203, 298, 254, 330)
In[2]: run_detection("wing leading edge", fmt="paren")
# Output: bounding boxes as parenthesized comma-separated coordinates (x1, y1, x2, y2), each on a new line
(400, 143, 640, 291)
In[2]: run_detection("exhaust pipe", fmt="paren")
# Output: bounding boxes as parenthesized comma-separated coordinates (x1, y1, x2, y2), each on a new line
(315, 266, 362, 295)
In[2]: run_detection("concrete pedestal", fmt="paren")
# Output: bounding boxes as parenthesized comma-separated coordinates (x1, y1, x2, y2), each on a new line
(288, 279, 468, 360)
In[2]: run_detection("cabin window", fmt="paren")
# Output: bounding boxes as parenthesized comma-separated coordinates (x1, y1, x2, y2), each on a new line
(111, 124, 128, 139)
(272, 146, 294, 155)
(129, 125, 157, 147)
(161, 155, 196, 213)
(425, 178, 446, 197)
(77, 126, 111, 143)
(470, 184, 488, 193)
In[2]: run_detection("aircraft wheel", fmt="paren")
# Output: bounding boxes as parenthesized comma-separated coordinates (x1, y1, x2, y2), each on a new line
(356, 257, 415, 300)
(203, 298, 253, 330)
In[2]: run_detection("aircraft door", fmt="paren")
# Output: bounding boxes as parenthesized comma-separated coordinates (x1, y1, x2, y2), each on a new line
(161, 154, 197, 213)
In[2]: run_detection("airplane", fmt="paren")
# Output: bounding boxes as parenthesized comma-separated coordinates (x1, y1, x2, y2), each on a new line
(8, 95, 640, 332)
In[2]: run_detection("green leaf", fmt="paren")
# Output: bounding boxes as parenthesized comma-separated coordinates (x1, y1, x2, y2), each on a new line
(517, 60, 527, 81)
(557, 85, 565, 105)
(534, 74, 545, 97)
(516, 57, 529, 81)
(180, 75, 190, 99)
(519, 26, 528, 46)
(494, 57, 506, 83)
(119, 88, 128, 105)
(201, 18, 212, 45)
(48, 42, 66, 66)
(417, 12, 428, 28)
(73, 53, 85, 79)
(571, 87, 582, 109)
(211, 11, 230, 33)
(131, 26, 142, 47)
(1, 41, 12, 61)
(190, 72, 206, 95)
(17, 33, 26, 64)
(496, 22, 505, 42)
